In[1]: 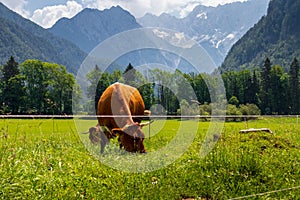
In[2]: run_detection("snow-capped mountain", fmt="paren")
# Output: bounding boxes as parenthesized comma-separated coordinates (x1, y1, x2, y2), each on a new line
(138, 0, 270, 66)
(48, 0, 269, 71)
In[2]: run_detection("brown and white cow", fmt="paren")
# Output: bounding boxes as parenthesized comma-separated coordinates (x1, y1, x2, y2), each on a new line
(83, 82, 150, 153)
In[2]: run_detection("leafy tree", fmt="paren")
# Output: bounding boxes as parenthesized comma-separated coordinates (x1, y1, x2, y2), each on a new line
(226, 104, 242, 121)
(228, 96, 239, 106)
(44, 62, 76, 114)
(198, 102, 211, 115)
(72, 83, 83, 114)
(86, 65, 102, 100)
(20, 60, 77, 114)
(138, 83, 154, 110)
(177, 99, 198, 115)
(86, 65, 103, 112)
(239, 104, 261, 115)
(20, 60, 47, 113)
(93, 71, 122, 114)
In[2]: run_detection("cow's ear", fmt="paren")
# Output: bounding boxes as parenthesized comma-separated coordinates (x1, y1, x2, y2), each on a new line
(112, 128, 124, 136)
(144, 110, 151, 116)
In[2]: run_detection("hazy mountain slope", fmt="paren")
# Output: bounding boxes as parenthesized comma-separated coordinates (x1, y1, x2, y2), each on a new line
(49, 6, 141, 53)
(0, 3, 86, 73)
(221, 0, 300, 71)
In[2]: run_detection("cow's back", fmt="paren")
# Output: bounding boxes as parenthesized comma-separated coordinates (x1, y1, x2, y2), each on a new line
(97, 83, 145, 130)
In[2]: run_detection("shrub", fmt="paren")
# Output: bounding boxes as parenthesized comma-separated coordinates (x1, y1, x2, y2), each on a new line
(239, 104, 261, 115)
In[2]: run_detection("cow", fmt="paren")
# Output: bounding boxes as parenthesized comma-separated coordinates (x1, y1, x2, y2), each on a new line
(82, 82, 150, 153)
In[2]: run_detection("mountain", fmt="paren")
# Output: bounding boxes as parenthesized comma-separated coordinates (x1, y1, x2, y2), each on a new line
(138, 0, 269, 66)
(0, 3, 86, 74)
(49, 6, 141, 53)
(221, 0, 300, 71)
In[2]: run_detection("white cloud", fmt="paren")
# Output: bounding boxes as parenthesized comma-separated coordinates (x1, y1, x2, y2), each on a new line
(84, 0, 194, 18)
(0, 0, 30, 17)
(30, 1, 83, 28)
(201, 0, 248, 7)
(177, 2, 201, 18)
(0, 0, 249, 28)
(83, 0, 247, 18)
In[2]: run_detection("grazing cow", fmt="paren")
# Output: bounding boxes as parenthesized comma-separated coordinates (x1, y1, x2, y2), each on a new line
(83, 82, 150, 153)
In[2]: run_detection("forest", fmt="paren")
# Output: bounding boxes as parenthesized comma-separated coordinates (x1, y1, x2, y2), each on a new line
(0, 56, 299, 115)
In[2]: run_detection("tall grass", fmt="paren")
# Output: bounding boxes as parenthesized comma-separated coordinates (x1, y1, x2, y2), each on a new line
(0, 117, 299, 199)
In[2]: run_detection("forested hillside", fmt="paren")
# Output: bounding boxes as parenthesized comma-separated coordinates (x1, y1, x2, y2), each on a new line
(221, 0, 300, 71)
(0, 17, 60, 68)
(0, 3, 86, 74)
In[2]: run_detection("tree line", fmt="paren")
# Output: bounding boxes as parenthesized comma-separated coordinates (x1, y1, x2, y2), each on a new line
(222, 57, 300, 115)
(0, 56, 80, 114)
(1, 56, 299, 115)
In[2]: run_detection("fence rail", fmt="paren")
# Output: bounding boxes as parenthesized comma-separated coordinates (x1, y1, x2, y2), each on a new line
(0, 114, 298, 119)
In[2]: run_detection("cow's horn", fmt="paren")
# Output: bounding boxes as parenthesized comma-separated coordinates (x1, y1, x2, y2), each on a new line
(140, 120, 154, 127)
(81, 130, 90, 134)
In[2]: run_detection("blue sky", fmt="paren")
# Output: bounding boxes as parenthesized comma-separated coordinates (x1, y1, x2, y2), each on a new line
(0, 0, 248, 28)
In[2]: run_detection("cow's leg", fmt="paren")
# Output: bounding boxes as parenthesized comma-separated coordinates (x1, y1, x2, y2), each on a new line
(137, 138, 146, 153)
(100, 132, 109, 154)
(118, 136, 123, 149)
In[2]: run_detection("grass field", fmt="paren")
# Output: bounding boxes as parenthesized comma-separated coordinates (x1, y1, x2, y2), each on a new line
(0, 117, 299, 199)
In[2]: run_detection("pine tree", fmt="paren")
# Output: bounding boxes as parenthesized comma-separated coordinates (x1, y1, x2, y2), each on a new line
(2, 56, 19, 82)
(1, 56, 24, 114)
(289, 58, 300, 114)
(250, 70, 260, 105)
(123, 63, 137, 85)
(260, 58, 272, 114)
(269, 65, 287, 114)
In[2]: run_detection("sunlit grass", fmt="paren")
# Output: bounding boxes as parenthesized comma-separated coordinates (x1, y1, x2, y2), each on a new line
(0, 117, 299, 199)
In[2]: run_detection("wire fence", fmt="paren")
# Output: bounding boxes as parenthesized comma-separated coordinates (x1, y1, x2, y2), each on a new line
(0, 114, 298, 124)
(0, 114, 298, 118)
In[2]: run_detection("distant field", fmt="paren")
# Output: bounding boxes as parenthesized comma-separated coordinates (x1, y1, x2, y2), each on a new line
(0, 117, 299, 199)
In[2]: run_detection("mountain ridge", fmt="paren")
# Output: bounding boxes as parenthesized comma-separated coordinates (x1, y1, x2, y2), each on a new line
(0, 2, 86, 73)
(49, 6, 142, 53)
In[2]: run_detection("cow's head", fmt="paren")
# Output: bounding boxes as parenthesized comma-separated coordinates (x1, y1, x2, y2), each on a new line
(112, 122, 151, 153)
(81, 126, 102, 145)
(82, 126, 114, 145)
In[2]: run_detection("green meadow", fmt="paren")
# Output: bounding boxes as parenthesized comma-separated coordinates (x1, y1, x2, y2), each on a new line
(0, 117, 299, 199)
